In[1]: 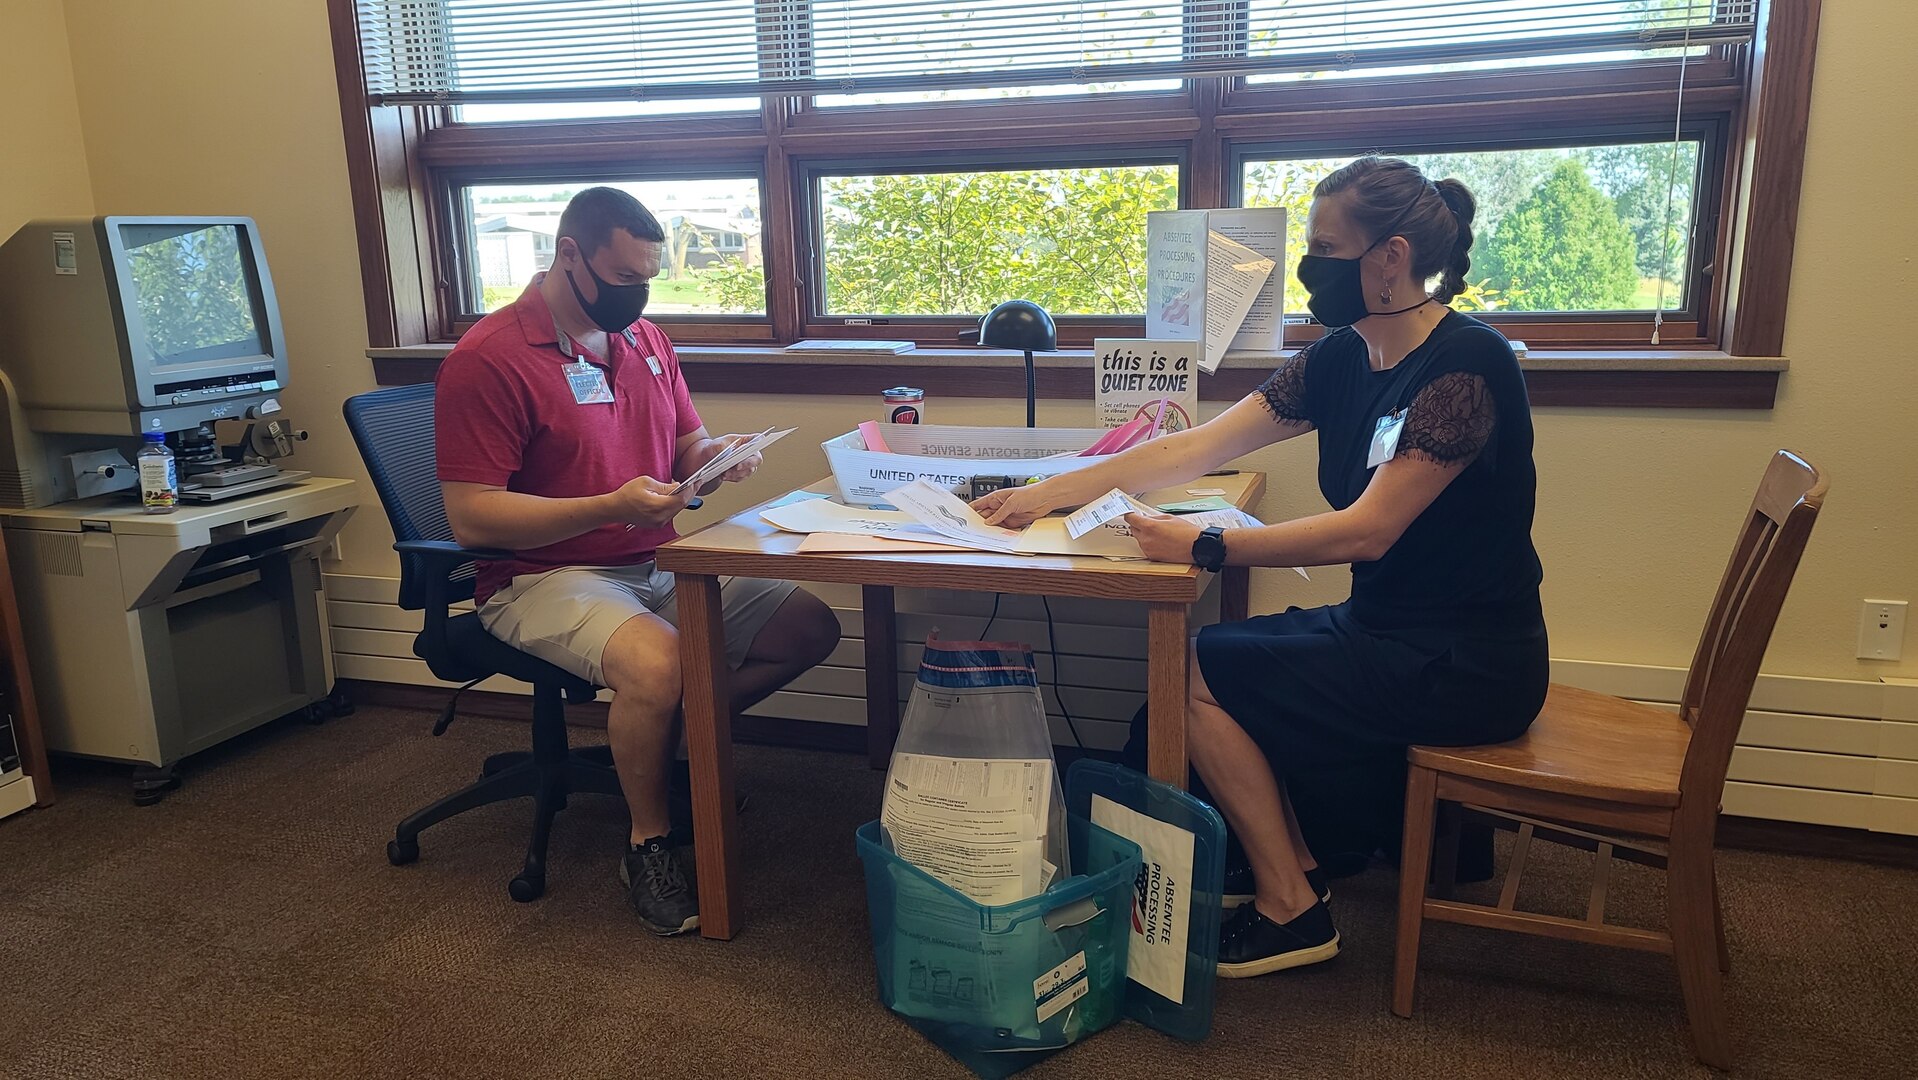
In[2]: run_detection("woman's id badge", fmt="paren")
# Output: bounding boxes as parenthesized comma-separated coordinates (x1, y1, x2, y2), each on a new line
(565, 358, 614, 404)
(1367, 408, 1407, 468)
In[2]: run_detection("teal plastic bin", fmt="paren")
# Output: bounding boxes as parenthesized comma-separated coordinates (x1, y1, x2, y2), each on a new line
(1065, 759, 1227, 1042)
(855, 814, 1142, 1079)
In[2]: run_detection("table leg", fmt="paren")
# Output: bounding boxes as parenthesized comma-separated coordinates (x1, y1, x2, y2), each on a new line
(1219, 565, 1251, 625)
(863, 584, 899, 770)
(1146, 601, 1190, 789)
(676, 572, 741, 940)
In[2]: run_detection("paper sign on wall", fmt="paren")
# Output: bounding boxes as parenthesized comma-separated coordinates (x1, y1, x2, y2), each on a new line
(1093, 339, 1200, 434)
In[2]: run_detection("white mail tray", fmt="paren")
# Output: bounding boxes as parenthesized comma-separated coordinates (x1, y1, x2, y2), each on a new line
(823, 423, 1107, 507)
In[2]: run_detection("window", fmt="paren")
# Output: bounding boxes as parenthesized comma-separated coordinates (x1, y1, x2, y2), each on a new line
(816, 163, 1178, 317)
(1238, 0, 1748, 84)
(817, 80, 1182, 108)
(456, 100, 758, 123)
(1243, 140, 1703, 317)
(338, 0, 1817, 406)
(367, 0, 762, 103)
(458, 179, 767, 316)
(810, 0, 1184, 106)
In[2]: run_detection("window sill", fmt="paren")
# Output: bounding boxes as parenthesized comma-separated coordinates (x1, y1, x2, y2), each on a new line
(368, 345, 1785, 410)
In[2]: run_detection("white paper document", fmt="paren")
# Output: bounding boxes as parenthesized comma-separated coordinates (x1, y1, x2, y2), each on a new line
(672, 426, 795, 494)
(883, 799, 1043, 905)
(762, 489, 830, 510)
(883, 478, 1023, 553)
(759, 497, 950, 544)
(1013, 516, 1145, 559)
(881, 753, 1054, 904)
(1021, 495, 1274, 560)
(1203, 231, 1276, 375)
(1208, 208, 1288, 354)
(1090, 795, 1196, 1005)
(1064, 488, 1156, 539)
(886, 752, 1052, 822)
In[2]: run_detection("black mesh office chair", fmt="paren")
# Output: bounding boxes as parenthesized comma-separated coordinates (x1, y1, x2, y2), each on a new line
(342, 382, 632, 902)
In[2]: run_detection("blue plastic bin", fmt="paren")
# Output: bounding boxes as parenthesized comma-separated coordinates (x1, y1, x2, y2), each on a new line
(855, 814, 1141, 1078)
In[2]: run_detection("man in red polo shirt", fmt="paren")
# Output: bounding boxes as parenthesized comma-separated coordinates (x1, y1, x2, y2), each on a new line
(435, 187, 839, 935)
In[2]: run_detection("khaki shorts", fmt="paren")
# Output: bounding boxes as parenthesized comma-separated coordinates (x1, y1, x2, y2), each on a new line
(477, 563, 799, 687)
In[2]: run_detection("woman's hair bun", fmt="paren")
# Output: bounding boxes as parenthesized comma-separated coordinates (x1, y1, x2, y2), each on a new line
(1432, 178, 1477, 303)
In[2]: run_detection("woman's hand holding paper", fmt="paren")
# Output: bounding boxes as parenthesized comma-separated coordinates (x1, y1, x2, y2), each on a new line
(972, 480, 1067, 528)
(1124, 507, 1201, 564)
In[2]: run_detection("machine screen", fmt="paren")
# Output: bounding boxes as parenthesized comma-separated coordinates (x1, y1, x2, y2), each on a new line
(119, 223, 264, 368)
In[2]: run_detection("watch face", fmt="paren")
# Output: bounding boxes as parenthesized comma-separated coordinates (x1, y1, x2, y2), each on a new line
(1193, 527, 1226, 569)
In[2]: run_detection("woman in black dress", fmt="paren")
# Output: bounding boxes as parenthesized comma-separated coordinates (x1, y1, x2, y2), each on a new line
(974, 156, 1547, 977)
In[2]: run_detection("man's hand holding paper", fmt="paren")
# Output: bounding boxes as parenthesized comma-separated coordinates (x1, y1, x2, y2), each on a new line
(684, 432, 764, 495)
(672, 426, 794, 495)
(607, 474, 696, 529)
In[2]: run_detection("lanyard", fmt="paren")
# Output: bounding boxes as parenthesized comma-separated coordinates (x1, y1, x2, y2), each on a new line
(552, 320, 638, 366)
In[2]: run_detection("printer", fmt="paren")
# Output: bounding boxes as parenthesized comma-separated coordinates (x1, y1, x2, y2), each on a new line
(0, 217, 358, 803)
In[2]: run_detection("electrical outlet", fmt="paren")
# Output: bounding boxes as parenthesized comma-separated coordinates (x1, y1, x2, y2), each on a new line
(1857, 599, 1908, 661)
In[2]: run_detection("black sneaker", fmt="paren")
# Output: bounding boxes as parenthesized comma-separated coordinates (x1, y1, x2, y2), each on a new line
(620, 838, 700, 936)
(1221, 863, 1330, 909)
(1216, 899, 1340, 978)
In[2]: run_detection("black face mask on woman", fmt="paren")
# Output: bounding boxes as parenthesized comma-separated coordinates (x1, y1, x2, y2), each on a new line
(1295, 203, 1431, 328)
(566, 254, 651, 333)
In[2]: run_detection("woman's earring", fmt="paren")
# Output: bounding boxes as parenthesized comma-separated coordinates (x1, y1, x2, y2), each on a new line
(1381, 285, 1393, 305)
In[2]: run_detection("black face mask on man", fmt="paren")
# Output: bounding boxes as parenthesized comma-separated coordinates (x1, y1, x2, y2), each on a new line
(1294, 202, 1433, 328)
(566, 252, 650, 333)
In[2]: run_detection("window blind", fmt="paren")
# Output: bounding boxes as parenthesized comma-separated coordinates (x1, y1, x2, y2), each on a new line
(356, 0, 1757, 105)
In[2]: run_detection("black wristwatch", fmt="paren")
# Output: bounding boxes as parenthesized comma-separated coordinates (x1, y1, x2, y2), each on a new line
(1192, 526, 1228, 572)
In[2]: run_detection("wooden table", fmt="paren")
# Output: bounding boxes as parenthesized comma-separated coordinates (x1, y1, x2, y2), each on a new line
(657, 471, 1265, 939)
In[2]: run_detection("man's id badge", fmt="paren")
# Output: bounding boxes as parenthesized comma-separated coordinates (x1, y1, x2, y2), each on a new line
(1367, 408, 1407, 468)
(644, 354, 663, 376)
(565, 358, 614, 405)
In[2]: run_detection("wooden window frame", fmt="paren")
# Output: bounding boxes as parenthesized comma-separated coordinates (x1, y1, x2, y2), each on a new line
(795, 146, 1189, 347)
(329, 0, 1821, 408)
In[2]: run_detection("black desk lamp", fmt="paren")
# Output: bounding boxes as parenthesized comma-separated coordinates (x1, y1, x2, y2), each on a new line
(978, 300, 1057, 428)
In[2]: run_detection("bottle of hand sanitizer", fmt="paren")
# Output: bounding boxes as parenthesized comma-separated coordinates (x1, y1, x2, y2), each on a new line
(138, 430, 178, 514)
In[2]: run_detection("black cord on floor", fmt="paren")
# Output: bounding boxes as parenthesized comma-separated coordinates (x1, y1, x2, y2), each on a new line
(980, 592, 1002, 641)
(1041, 595, 1086, 751)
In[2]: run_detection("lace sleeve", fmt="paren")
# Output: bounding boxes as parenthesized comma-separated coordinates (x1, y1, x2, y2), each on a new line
(1401, 371, 1496, 465)
(1253, 352, 1312, 425)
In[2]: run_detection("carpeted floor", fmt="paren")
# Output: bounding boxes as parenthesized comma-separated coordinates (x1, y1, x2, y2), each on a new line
(2, 704, 1912, 1079)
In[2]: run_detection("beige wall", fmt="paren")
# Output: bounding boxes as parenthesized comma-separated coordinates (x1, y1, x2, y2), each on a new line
(59, 0, 396, 570)
(0, 0, 93, 233)
(39, 0, 1918, 680)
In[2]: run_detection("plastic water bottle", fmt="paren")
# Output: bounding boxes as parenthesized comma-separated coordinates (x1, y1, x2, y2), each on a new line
(138, 430, 178, 514)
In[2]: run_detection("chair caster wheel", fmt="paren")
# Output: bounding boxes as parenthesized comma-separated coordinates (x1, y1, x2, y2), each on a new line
(387, 839, 420, 865)
(509, 875, 544, 902)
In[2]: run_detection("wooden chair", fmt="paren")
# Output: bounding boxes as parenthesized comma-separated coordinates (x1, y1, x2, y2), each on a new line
(1392, 450, 1827, 1070)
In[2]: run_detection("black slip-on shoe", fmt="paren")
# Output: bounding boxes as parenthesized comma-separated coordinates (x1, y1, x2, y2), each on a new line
(1216, 899, 1340, 978)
